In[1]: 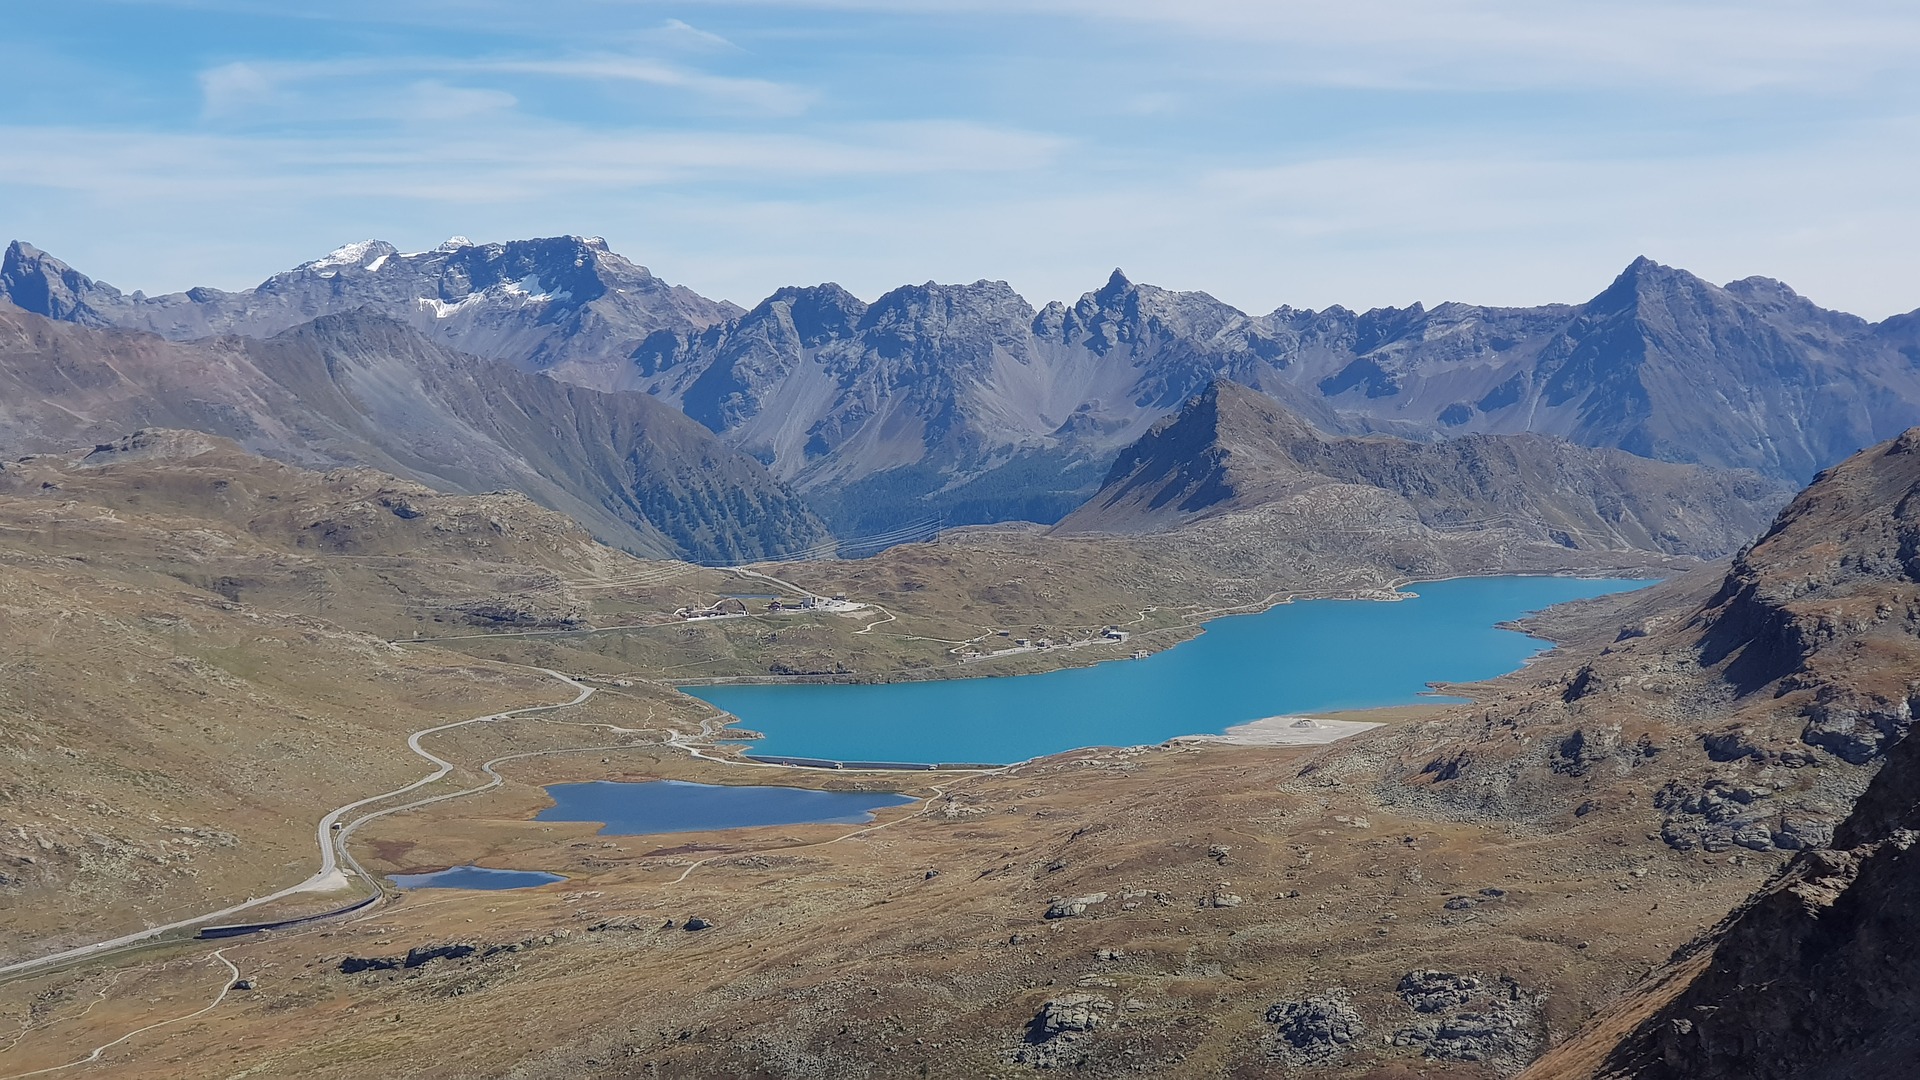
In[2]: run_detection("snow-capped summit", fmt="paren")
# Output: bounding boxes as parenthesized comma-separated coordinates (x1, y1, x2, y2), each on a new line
(300, 240, 396, 272)
(0, 235, 742, 389)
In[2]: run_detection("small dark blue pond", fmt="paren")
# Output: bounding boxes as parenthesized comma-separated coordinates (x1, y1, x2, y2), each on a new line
(537, 779, 917, 835)
(388, 865, 565, 890)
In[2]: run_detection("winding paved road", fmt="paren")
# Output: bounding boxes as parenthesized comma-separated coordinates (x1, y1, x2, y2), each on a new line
(0, 670, 593, 983)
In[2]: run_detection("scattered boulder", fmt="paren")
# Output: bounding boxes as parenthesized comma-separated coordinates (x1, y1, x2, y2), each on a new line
(1035, 994, 1108, 1036)
(683, 917, 713, 932)
(1044, 893, 1108, 919)
(404, 943, 476, 968)
(337, 935, 550, 978)
(587, 915, 656, 933)
(1266, 991, 1364, 1067)
(1015, 994, 1111, 1069)
(339, 955, 400, 975)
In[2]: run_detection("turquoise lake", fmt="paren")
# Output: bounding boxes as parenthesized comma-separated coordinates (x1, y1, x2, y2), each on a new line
(686, 575, 1651, 765)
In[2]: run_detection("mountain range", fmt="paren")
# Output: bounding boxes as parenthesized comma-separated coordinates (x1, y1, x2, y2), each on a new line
(6, 235, 1918, 542)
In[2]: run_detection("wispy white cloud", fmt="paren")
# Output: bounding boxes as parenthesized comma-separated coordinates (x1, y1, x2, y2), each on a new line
(197, 52, 813, 121)
(199, 65, 520, 124)
(655, 18, 739, 51)
(0, 117, 1067, 203)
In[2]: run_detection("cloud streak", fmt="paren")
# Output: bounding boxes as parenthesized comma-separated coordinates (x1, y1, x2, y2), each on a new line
(198, 52, 813, 121)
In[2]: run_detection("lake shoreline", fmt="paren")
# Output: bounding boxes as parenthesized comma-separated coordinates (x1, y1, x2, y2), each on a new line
(664, 568, 1673, 692)
(684, 575, 1659, 765)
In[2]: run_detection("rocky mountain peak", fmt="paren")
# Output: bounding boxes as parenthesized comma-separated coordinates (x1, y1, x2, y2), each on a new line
(1186, 378, 1321, 443)
(1586, 255, 1717, 314)
(749, 283, 869, 347)
(1094, 267, 1134, 303)
(2, 240, 117, 324)
(858, 280, 1035, 357)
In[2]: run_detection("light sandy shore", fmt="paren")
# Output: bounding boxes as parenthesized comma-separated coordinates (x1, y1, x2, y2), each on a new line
(1176, 715, 1386, 747)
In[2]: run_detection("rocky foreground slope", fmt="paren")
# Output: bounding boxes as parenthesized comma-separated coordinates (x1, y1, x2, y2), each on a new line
(1518, 429, 1920, 1079)
(0, 428, 1912, 1076)
(1056, 379, 1791, 558)
(0, 303, 829, 562)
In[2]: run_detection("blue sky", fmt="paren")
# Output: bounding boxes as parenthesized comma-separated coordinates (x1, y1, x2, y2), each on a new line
(4, 0, 1918, 317)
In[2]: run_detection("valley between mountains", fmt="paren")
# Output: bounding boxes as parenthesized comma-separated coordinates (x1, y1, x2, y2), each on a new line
(1, 238, 1918, 1078)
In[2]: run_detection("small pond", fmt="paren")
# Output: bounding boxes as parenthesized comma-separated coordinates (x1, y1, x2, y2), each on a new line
(388, 865, 566, 890)
(536, 779, 917, 836)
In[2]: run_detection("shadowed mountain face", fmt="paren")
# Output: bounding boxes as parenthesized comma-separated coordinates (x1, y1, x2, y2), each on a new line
(10, 240, 1919, 536)
(0, 237, 740, 389)
(0, 304, 827, 563)
(1055, 380, 1794, 558)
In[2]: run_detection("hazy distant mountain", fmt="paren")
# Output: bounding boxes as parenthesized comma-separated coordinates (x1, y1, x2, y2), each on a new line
(10, 238, 1918, 536)
(0, 304, 826, 562)
(1056, 380, 1793, 558)
(0, 237, 739, 389)
(1294, 258, 1920, 481)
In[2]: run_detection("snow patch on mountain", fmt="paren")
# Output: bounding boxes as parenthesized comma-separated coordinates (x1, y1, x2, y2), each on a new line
(301, 240, 395, 272)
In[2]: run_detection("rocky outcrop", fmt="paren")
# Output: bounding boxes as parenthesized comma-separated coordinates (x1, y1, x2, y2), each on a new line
(1583, 705, 1920, 1079)
(1014, 994, 1112, 1069)
(1390, 971, 1545, 1070)
(1266, 991, 1365, 1067)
